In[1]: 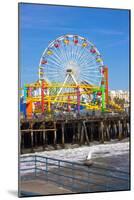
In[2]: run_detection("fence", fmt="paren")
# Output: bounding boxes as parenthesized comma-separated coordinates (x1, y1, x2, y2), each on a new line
(20, 155, 130, 193)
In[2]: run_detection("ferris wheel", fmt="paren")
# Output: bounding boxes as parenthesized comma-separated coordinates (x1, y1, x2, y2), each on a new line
(39, 34, 104, 86)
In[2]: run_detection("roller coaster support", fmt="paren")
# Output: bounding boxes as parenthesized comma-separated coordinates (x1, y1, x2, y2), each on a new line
(101, 85, 106, 112)
(77, 85, 80, 113)
(104, 66, 109, 105)
(41, 80, 45, 113)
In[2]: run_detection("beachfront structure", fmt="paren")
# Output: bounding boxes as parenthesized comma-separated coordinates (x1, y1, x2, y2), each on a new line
(20, 34, 111, 118)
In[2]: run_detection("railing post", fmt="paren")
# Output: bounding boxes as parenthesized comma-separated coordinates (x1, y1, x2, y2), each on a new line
(71, 163, 74, 191)
(58, 160, 61, 186)
(46, 157, 48, 181)
(88, 168, 90, 192)
(35, 155, 36, 177)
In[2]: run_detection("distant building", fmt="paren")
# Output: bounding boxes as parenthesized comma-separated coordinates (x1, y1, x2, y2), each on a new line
(109, 90, 129, 103)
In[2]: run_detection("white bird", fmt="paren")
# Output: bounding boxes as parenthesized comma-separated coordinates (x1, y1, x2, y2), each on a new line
(84, 149, 93, 166)
(86, 151, 92, 160)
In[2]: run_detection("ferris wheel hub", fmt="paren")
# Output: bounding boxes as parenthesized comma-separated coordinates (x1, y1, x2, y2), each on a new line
(66, 69, 73, 73)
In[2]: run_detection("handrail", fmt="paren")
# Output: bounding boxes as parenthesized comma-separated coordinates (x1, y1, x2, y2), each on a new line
(20, 155, 129, 175)
(20, 155, 130, 192)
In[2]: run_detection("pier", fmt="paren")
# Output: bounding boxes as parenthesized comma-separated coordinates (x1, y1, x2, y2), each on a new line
(20, 114, 130, 154)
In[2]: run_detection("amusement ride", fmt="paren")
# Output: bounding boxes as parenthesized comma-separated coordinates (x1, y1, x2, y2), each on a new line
(20, 34, 121, 118)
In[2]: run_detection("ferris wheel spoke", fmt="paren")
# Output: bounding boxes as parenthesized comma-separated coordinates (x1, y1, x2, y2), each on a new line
(72, 43, 76, 62)
(68, 43, 72, 62)
(62, 46, 69, 64)
(82, 70, 101, 76)
(78, 49, 96, 66)
(70, 43, 74, 61)
(64, 45, 71, 64)
(75, 45, 83, 60)
(74, 45, 79, 62)
(53, 47, 65, 63)
(47, 53, 62, 66)
(82, 68, 102, 76)
(77, 47, 95, 64)
(76, 46, 87, 63)
(48, 55, 66, 70)
(46, 66, 64, 77)
(80, 77, 96, 86)
(80, 58, 97, 71)
(81, 72, 101, 81)
(53, 46, 67, 64)
(76, 45, 89, 63)
(73, 43, 79, 62)
(52, 48, 65, 64)
(81, 63, 99, 72)
(46, 58, 63, 70)
(84, 74, 102, 80)
(57, 45, 68, 64)
(62, 45, 67, 63)
(81, 55, 99, 67)
(46, 55, 61, 66)
(63, 45, 69, 64)
(74, 45, 84, 63)
(85, 77, 100, 85)
(71, 44, 76, 62)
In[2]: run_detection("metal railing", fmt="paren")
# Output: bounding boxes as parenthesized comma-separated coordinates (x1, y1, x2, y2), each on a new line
(20, 155, 130, 193)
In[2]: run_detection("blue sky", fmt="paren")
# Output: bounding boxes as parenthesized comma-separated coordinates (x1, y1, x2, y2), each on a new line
(19, 3, 130, 90)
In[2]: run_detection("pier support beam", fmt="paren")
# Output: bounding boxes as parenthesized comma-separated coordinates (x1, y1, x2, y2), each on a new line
(61, 122, 65, 147)
(34, 132, 38, 148)
(72, 123, 76, 144)
(77, 122, 81, 142)
(30, 123, 34, 152)
(80, 125, 84, 145)
(83, 121, 90, 145)
(123, 120, 127, 138)
(127, 122, 130, 137)
(99, 121, 104, 143)
(53, 122, 57, 148)
(118, 120, 123, 140)
(106, 123, 110, 141)
(21, 132, 25, 150)
(43, 131, 46, 150)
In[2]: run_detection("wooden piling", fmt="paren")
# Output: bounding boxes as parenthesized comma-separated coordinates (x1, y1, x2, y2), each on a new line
(127, 122, 130, 137)
(118, 120, 123, 140)
(43, 130, 46, 150)
(72, 123, 76, 144)
(123, 120, 127, 138)
(77, 122, 81, 142)
(31, 130, 34, 152)
(99, 121, 104, 143)
(90, 123, 94, 142)
(53, 122, 57, 148)
(21, 132, 25, 150)
(106, 122, 110, 141)
(80, 125, 84, 145)
(83, 121, 90, 145)
(34, 132, 38, 147)
(113, 122, 117, 139)
(61, 122, 65, 147)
